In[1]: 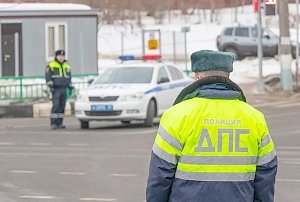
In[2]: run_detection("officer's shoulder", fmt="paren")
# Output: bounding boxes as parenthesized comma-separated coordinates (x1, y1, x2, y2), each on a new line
(239, 101, 266, 119)
(48, 60, 56, 65)
(164, 99, 197, 117)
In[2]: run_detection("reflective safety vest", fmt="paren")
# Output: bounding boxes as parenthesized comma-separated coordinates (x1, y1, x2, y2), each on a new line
(152, 97, 276, 182)
(46, 60, 71, 88)
(48, 60, 71, 78)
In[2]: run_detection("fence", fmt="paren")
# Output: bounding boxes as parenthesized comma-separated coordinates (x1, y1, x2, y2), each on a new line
(0, 74, 98, 103)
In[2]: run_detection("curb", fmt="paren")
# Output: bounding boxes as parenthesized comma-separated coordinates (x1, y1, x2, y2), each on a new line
(0, 104, 33, 118)
(0, 101, 74, 118)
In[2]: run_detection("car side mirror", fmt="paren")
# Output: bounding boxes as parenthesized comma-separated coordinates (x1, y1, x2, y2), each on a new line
(158, 77, 170, 84)
(88, 78, 94, 85)
(264, 35, 270, 39)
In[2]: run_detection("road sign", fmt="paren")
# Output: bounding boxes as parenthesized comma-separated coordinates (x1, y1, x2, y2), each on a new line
(254, 0, 259, 13)
(265, 0, 277, 16)
(265, 0, 276, 5)
(181, 26, 190, 33)
(148, 39, 158, 50)
(142, 29, 161, 57)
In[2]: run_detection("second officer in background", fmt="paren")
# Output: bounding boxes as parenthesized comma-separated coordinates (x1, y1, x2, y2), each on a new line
(45, 50, 73, 129)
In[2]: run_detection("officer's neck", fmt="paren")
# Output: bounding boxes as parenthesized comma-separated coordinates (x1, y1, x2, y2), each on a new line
(55, 58, 65, 64)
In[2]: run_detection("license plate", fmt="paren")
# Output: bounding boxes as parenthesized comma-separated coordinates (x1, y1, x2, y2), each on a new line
(91, 105, 113, 111)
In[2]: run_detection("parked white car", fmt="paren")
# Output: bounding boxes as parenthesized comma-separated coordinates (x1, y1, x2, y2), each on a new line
(74, 61, 193, 128)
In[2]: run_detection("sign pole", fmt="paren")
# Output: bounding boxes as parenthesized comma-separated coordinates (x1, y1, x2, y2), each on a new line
(296, 0, 299, 88)
(256, 0, 265, 94)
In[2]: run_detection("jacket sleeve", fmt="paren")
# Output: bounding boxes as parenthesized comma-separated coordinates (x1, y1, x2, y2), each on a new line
(254, 129, 278, 202)
(68, 67, 72, 87)
(45, 65, 53, 87)
(146, 121, 183, 202)
(146, 152, 177, 202)
(146, 106, 186, 202)
(254, 156, 278, 202)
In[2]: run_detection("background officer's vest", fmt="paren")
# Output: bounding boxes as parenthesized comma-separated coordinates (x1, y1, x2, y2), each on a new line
(48, 61, 71, 87)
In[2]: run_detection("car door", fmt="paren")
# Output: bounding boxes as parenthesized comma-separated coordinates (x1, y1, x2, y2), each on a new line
(251, 27, 278, 56)
(262, 29, 278, 56)
(234, 27, 252, 56)
(249, 27, 259, 55)
(155, 66, 172, 115)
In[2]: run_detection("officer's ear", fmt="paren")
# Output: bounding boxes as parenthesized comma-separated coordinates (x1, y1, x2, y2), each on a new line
(195, 73, 203, 80)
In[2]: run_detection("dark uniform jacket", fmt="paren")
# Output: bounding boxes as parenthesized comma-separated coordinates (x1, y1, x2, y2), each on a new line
(146, 76, 277, 202)
(45, 59, 72, 88)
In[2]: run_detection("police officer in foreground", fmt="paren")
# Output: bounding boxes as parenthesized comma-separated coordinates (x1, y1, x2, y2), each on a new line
(146, 50, 277, 202)
(45, 50, 73, 129)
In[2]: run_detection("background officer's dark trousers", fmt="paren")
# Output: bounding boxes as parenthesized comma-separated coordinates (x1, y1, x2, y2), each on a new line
(51, 87, 67, 126)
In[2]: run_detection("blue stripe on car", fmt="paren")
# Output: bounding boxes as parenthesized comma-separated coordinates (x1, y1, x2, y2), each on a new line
(144, 80, 193, 94)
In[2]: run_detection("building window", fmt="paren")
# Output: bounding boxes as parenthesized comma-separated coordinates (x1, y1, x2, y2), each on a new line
(46, 23, 68, 61)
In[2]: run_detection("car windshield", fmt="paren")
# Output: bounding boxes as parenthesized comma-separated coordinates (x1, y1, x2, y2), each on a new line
(94, 67, 154, 84)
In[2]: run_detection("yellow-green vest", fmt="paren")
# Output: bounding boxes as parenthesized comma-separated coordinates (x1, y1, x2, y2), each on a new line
(153, 97, 276, 182)
(48, 60, 71, 78)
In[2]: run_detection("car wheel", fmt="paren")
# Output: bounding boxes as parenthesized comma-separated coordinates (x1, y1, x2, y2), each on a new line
(80, 120, 89, 129)
(143, 100, 156, 127)
(224, 47, 239, 60)
(121, 120, 131, 124)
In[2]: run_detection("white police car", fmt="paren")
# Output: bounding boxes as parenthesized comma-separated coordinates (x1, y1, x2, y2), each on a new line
(74, 62, 193, 128)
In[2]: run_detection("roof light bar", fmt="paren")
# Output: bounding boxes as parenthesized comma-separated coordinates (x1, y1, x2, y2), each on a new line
(143, 54, 161, 61)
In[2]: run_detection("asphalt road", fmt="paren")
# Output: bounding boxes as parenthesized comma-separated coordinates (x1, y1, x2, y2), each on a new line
(0, 96, 299, 202)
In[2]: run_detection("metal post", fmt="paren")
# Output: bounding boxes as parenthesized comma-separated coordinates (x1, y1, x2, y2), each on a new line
(158, 30, 162, 57)
(256, 0, 265, 94)
(14, 32, 19, 77)
(173, 31, 176, 64)
(142, 29, 145, 56)
(0, 23, 2, 77)
(278, 0, 293, 92)
(121, 31, 124, 56)
(296, 0, 299, 88)
(19, 76, 23, 103)
(181, 26, 190, 75)
(184, 31, 188, 74)
(79, 33, 84, 74)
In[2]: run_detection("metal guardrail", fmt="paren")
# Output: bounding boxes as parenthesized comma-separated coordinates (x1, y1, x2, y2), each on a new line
(0, 74, 98, 102)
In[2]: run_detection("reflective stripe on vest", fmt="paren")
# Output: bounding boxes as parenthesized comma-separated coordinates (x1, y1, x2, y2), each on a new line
(175, 170, 256, 181)
(158, 125, 182, 151)
(179, 155, 257, 165)
(153, 97, 276, 182)
(257, 148, 276, 165)
(49, 61, 70, 78)
(153, 143, 178, 164)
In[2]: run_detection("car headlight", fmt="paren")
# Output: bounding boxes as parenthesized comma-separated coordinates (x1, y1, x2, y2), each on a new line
(76, 93, 88, 102)
(122, 92, 144, 101)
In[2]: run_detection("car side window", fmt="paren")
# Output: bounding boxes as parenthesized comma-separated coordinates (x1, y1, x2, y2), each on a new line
(224, 28, 233, 36)
(235, 28, 249, 37)
(157, 66, 169, 83)
(167, 66, 184, 80)
(251, 28, 258, 37)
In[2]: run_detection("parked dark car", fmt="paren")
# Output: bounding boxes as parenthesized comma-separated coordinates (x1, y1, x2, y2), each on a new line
(217, 26, 298, 60)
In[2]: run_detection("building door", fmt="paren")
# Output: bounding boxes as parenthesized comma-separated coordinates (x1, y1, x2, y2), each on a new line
(1, 23, 23, 76)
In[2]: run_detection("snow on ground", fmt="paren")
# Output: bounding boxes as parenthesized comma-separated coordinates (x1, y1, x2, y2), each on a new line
(98, 4, 300, 84)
